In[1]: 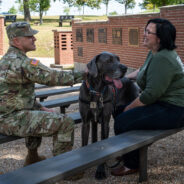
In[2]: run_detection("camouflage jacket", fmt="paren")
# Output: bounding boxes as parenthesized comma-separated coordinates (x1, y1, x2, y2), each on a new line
(0, 46, 82, 115)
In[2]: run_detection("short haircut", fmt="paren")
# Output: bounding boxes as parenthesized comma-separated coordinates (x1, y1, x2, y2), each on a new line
(146, 18, 177, 51)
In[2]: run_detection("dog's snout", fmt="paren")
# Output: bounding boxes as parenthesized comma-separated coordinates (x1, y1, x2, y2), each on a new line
(120, 64, 127, 73)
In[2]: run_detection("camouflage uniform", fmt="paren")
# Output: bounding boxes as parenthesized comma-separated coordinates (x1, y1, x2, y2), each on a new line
(0, 22, 83, 156)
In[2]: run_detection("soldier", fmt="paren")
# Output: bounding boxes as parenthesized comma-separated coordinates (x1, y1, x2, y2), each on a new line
(0, 22, 83, 166)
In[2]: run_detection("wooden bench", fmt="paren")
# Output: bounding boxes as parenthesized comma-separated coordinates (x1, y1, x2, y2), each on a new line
(0, 127, 183, 184)
(59, 15, 74, 27)
(4, 15, 16, 26)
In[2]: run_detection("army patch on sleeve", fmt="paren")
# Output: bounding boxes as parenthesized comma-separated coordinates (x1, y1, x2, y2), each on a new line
(30, 59, 39, 66)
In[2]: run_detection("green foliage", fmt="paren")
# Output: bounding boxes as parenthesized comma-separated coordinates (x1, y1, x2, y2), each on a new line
(173, 0, 184, 3)
(139, 0, 182, 10)
(8, 6, 18, 14)
(29, 0, 50, 13)
(109, 11, 118, 15)
(63, 6, 70, 15)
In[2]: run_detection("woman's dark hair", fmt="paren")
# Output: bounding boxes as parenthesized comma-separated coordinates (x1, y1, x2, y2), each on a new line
(146, 18, 177, 51)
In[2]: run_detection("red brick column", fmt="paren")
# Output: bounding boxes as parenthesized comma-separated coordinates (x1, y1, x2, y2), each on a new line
(53, 30, 73, 65)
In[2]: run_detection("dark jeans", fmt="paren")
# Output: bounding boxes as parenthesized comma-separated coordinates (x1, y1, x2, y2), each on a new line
(113, 101, 184, 169)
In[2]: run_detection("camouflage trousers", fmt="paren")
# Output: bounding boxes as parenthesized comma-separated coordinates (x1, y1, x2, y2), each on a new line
(0, 110, 74, 156)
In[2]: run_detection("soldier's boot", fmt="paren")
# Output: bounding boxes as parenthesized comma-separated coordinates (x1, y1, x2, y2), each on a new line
(24, 148, 46, 166)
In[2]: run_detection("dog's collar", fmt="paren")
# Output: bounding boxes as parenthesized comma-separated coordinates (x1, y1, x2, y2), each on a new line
(85, 80, 106, 96)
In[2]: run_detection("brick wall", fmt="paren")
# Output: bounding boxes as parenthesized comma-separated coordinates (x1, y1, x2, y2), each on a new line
(160, 5, 184, 61)
(72, 5, 184, 70)
(0, 17, 4, 55)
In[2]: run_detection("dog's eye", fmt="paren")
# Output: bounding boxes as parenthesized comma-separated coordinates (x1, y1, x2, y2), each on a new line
(116, 56, 120, 62)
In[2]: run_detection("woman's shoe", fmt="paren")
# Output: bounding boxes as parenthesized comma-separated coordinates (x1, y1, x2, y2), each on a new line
(111, 166, 138, 176)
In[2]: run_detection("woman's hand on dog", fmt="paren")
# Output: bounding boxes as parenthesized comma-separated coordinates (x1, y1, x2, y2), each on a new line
(124, 97, 145, 112)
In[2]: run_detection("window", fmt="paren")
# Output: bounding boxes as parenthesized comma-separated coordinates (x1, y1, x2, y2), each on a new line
(129, 28, 139, 46)
(76, 28, 83, 42)
(78, 47, 83, 56)
(98, 28, 107, 43)
(112, 28, 122, 45)
(87, 28, 94, 42)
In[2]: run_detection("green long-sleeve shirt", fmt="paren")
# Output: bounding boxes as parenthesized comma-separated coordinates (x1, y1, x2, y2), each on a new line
(137, 49, 184, 107)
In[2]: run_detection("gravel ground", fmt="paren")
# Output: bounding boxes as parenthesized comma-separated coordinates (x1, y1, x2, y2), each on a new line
(0, 90, 184, 184)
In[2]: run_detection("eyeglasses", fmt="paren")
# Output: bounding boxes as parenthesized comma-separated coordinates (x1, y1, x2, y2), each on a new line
(144, 29, 156, 35)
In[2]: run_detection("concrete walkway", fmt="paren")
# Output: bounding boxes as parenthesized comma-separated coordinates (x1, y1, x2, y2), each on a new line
(35, 57, 55, 67)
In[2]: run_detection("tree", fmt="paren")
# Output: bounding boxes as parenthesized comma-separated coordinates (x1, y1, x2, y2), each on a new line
(23, 0, 31, 21)
(16, 0, 31, 21)
(103, 0, 111, 15)
(29, 0, 51, 24)
(115, 0, 136, 14)
(139, 0, 157, 11)
(8, 6, 18, 14)
(139, 0, 178, 10)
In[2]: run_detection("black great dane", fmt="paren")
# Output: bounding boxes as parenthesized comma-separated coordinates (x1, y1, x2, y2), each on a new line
(79, 51, 139, 179)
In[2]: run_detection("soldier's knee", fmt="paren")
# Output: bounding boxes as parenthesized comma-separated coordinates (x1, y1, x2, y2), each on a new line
(59, 116, 74, 133)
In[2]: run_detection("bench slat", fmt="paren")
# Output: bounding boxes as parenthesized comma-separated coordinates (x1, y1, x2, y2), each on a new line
(35, 84, 49, 89)
(40, 95, 79, 108)
(0, 128, 183, 184)
(35, 86, 80, 98)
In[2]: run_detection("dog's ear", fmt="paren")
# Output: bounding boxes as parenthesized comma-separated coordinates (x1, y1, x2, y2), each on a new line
(87, 55, 99, 78)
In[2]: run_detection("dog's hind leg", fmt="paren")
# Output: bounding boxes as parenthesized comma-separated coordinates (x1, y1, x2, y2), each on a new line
(82, 122, 90, 146)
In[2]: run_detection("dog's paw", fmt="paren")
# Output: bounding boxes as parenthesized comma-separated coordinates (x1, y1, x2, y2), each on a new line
(95, 164, 107, 180)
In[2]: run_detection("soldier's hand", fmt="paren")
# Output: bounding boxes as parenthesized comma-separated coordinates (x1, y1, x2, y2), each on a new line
(40, 106, 55, 112)
(73, 71, 85, 84)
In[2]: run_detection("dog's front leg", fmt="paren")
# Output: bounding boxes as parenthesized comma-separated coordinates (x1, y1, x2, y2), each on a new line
(91, 120, 98, 143)
(95, 115, 111, 180)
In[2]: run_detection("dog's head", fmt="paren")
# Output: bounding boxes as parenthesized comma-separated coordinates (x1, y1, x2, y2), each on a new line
(87, 51, 127, 89)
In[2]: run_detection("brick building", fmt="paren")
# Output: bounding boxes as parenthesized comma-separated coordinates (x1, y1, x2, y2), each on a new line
(72, 4, 184, 71)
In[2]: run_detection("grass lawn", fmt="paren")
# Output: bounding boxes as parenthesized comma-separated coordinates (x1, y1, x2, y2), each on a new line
(4, 15, 107, 58)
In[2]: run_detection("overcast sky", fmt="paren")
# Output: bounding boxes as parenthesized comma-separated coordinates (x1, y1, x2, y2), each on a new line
(1, 0, 143, 16)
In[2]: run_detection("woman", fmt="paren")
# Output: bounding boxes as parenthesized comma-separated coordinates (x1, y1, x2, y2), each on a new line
(111, 18, 184, 176)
